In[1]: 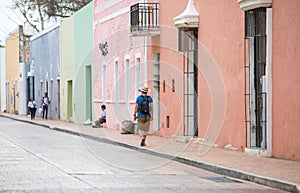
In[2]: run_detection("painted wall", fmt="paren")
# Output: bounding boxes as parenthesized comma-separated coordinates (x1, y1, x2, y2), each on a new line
(5, 28, 19, 114)
(272, 0, 300, 161)
(149, 1, 186, 137)
(18, 61, 30, 115)
(92, 0, 299, 161)
(153, 0, 245, 148)
(74, 1, 94, 124)
(18, 33, 31, 116)
(31, 24, 60, 119)
(60, 16, 74, 122)
(94, 0, 145, 128)
(0, 47, 6, 112)
(197, 0, 245, 148)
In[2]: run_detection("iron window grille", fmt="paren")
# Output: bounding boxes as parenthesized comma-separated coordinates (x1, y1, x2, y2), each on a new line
(130, 3, 159, 35)
(244, 8, 267, 148)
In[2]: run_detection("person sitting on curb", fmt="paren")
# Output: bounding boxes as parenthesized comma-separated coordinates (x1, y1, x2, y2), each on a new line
(93, 105, 106, 128)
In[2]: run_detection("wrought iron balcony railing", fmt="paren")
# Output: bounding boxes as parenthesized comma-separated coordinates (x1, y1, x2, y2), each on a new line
(130, 3, 160, 36)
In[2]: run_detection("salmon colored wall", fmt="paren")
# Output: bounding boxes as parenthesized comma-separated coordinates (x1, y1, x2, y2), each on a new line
(197, 0, 245, 148)
(157, 47, 185, 137)
(153, 0, 191, 137)
(272, 0, 300, 161)
(92, 0, 300, 160)
(156, 0, 245, 148)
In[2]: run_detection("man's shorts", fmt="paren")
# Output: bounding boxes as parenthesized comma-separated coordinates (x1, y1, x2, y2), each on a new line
(137, 116, 151, 134)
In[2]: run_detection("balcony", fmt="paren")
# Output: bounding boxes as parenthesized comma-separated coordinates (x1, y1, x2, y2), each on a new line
(130, 3, 160, 37)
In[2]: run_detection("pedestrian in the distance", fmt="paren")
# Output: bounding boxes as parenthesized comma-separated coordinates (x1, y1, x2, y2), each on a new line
(32, 99, 37, 120)
(133, 85, 153, 147)
(27, 98, 34, 120)
(42, 92, 50, 119)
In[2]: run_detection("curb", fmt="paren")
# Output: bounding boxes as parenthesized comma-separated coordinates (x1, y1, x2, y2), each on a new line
(1, 115, 299, 193)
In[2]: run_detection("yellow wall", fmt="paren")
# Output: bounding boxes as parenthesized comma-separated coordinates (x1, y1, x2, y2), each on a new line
(5, 29, 19, 113)
(60, 16, 74, 121)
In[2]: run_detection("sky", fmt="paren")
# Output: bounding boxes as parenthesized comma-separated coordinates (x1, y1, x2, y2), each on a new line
(0, 0, 58, 46)
(0, 0, 25, 45)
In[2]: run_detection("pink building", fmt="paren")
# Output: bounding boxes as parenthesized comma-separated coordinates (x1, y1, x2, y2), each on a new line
(93, 0, 300, 161)
(94, 0, 147, 130)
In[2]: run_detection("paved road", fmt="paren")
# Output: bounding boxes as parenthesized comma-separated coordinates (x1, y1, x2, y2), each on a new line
(0, 117, 287, 193)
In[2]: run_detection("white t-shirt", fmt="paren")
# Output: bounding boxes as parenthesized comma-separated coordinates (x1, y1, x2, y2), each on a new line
(32, 100, 37, 107)
(28, 101, 34, 108)
(43, 97, 50, 106)
(99, 109, 106, 119)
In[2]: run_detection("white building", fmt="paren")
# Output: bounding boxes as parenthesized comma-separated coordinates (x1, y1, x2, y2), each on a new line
(0, 46, 6, 112)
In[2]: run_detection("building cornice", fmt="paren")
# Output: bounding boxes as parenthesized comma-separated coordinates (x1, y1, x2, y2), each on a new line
(237, 0, 272, 11)
(5, 26, 21, 40)
(173, 0, 199, 28)
(31, 22, 60, 41)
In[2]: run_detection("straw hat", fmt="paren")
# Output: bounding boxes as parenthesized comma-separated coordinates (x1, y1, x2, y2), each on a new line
(139, 85, 151, 93)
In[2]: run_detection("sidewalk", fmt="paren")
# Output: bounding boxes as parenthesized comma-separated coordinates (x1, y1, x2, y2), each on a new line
(1, 113, 299, 193)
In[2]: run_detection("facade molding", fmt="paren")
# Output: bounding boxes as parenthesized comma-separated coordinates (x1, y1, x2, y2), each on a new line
(124, 54, 130, 61)
(99, 7, 129, 24)
(101, 0, 122, 12)
(237, 0, 272, 11)
(173, 0, 199, 28)
(5, 26, 19, 39)
(135, 53, 141, 59)
(114, 57, 119, 63)
(93, 99, 135, 104)
(266, 8, 272, 157)
(31, 23, 60, 41)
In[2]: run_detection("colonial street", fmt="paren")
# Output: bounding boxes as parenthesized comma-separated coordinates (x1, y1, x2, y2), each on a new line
(0, 116, 287, 193)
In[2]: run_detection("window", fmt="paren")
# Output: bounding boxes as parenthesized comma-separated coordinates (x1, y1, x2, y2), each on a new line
(102, 63, 106, 102)
(125, 58, 130, 119)
(135, 57, 141, 96)
(114, 60, 119, 103)
(245, 8, 267, 148)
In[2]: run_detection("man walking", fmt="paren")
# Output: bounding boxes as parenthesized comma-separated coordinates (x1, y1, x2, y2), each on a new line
(133, 85, 153, 147)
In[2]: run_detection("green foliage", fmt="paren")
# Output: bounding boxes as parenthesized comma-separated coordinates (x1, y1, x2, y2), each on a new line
(12, 0, 92, 32)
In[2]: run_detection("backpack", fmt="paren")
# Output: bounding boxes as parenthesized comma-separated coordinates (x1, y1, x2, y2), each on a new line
(139, 96, 150, 115)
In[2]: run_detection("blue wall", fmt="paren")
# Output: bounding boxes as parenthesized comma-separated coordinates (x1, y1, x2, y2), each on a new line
(30, 25, 60, 119)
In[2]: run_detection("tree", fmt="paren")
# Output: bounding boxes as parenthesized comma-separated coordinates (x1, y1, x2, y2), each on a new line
(12, 0, 92, 32)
